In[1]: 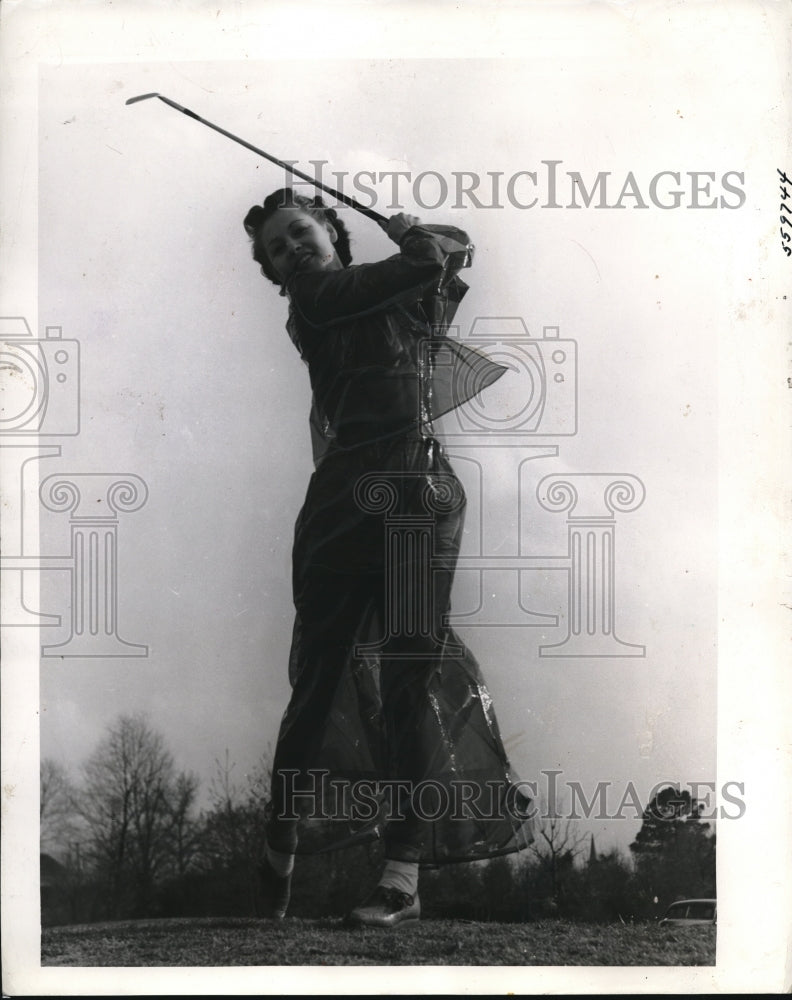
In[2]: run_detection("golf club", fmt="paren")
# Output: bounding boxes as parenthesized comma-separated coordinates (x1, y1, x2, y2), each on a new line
(125, 93, 388, 225)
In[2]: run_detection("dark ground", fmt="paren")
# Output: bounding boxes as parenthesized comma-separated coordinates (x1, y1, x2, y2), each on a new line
(41, 915, 716, 967)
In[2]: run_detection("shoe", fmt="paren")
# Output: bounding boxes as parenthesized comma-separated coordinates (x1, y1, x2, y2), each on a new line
(258, 857, 291, 919)
(346, 885, 420, 928)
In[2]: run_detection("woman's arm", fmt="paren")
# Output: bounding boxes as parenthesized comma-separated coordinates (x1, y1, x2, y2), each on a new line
(286, 214, 473, 329)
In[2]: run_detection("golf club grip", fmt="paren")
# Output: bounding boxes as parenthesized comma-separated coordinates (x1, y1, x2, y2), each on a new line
(312, 187, 388, 226)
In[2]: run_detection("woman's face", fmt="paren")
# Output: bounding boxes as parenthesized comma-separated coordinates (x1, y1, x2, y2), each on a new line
(259, 208, 342, 282)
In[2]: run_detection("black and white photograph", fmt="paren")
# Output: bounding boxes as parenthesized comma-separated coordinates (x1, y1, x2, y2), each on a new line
(1, 1, 790, 994)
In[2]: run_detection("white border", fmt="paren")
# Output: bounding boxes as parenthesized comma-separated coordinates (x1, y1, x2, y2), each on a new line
(2, 1, 791, 994)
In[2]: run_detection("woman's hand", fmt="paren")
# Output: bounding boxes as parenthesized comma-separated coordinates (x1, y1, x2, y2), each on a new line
(380, 212, 422, 244)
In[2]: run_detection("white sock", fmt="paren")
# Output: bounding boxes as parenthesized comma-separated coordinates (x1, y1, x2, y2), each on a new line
(378, 858, 419, 897)
(266, 844, 295, 877)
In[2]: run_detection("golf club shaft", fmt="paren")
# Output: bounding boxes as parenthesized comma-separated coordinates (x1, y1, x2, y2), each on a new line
(126, 93, 388, 225)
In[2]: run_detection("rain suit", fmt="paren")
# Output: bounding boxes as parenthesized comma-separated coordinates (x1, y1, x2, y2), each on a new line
(267, 224, 534, 864)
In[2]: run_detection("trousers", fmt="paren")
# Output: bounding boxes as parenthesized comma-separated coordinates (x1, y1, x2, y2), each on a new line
(267, 432, 533, 864)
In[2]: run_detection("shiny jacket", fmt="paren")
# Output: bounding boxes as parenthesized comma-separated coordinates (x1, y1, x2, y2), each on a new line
(284, 224, 507, 463)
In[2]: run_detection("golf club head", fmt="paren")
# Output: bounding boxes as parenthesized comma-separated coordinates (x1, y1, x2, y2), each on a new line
(120, 92, 385, 222)
(125, 93, 161, 106)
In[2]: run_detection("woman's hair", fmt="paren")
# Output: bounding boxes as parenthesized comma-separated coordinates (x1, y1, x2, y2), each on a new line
(243, 188, 353, 285)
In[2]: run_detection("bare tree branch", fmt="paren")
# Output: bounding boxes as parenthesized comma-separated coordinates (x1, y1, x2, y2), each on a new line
(75, 712, 198, 916)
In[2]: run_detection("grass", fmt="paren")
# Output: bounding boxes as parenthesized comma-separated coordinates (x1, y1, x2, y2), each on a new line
(41, 916, 715, 967)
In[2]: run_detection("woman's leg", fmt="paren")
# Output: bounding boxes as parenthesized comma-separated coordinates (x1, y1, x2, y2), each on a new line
(262, 571, 383, 917)
(268, 571, 383, 853)
(377, 452, 468, 863)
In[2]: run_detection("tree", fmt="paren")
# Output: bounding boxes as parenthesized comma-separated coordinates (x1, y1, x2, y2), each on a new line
(166, 770, 202, 879)
(629, 783, 716, 917)
(40, 757, 80, 857)
(474, 855, 524, 922)
(192, 751, 271, 916)
(573, 847, 636, 922)
(76, 713, 199, 917)
(527, 801, 588, 913)
(199, 751, 269, 871)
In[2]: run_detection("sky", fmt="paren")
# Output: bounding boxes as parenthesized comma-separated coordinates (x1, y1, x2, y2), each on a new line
(0, 5, 781, 853)
(2, 2, 790, 994)
(29, 51, 738, 857)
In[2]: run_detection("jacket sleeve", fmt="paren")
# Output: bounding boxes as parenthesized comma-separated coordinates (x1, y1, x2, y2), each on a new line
(286, 224, 474, 330)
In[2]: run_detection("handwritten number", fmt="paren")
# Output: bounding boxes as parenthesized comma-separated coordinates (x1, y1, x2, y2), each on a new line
(778, 170, 792, 257)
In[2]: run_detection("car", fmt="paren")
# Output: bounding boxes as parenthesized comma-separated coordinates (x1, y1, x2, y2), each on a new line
(659, 898, 717, 925)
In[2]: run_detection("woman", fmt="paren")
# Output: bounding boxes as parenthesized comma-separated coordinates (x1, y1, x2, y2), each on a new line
(243, 189, 533, 927)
